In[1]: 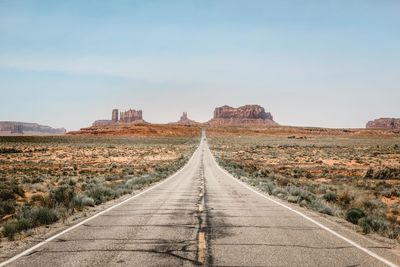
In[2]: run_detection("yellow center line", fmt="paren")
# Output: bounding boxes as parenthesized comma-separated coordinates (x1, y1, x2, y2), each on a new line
(198, 232, 206, 264)
(198, 205, 204, 212)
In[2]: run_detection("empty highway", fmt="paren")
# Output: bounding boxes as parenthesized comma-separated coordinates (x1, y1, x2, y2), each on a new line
(2, 135, 400, 267)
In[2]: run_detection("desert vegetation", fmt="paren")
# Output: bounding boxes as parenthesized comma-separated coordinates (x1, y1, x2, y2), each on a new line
(209, 135, 400, 241)
(0, 136, 198, 239)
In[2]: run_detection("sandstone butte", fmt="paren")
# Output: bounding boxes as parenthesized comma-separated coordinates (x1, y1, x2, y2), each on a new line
(92, 108, 147, 126)
(366, 118, 400, 130)
(208, 104, 278, 126)
(169, 112, 200, 125)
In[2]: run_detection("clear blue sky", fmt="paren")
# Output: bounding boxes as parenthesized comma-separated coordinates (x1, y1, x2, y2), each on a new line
(1, 0, 399, 131)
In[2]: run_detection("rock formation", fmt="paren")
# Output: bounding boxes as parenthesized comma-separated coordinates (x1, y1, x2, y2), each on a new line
(11, 124, 23, 134)
(112, 109, 119, 123)
(120, 109, 144, 123)
(181, 112, 188, 122)
(208, 105, 278, 126)
(366, 118, 400, 130)
(92, 120, 113, 126)
(92, 108, 147, 126)
(170, 112, 199, 125)
(0, 121, 66, 135)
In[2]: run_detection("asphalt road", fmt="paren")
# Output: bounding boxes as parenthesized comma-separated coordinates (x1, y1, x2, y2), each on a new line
(3, 136, 400, 267)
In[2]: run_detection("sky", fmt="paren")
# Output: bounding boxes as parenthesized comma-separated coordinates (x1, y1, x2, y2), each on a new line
(0, 0, 399, 131)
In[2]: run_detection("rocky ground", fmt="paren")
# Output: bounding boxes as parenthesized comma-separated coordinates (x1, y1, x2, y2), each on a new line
(206, 125, 400, 137)
(69, 124, 201, 137)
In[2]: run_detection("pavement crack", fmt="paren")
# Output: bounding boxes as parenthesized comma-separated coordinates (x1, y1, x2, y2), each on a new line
(196, 151, 209, 266)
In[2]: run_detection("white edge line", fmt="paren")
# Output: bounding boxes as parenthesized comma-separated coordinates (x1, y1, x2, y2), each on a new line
(207, 144, 399, 267)
(0, 141, 202, 267)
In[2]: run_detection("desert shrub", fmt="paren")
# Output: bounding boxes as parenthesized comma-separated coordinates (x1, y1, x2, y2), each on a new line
(288, 186, 301, 196)
(363, 198, 385, 211)
(21, 207, 59, 226)
(2, 218, 32, 237)
(391, 205, 400, 216)
(49, 184, 76, 208)
(364, 168, 400, 180)
(381, 188, 400, 198)
(34, 208, 58, 225)
(276, 177, 290, 187)
(122, 167, 135, 175)
(31, 176, 44, 184)
(86, 184, 116, 205)
(358, 217, 373, 233)
(271, 187, 288, 197)
(382, 189, 394, 198)
(256, 168, 272, 178)
(298, 189, 315, 203)
(0, 189, 15, 201)
(0, 183, 23, 217)
(0, 199, 16, 216)
(105, 175, 119, 182)
(16, 218, 33, 231)
(30, 194, 45, 205)
(287, 195, 300, 203)
(116, 187, 132, 196)
(321, 206, 334, 216)
(261, 181, 275, 194)
(1, 182, 23, 198)
(363, 168, 374, 179)
(346, 208, 366, 224)
(323, 191, 337, 202)
(124, 174, 164, 191)
(393, 189, 400, 197)
(338, 190, 354, 206)
(0, 148, 22, 154)
(370, 218, 389, 233)
(3, 221, 19, 237)
(73, 195, 95, 210)
(310, 200, 333, 215)
(31, 183, 47, 193)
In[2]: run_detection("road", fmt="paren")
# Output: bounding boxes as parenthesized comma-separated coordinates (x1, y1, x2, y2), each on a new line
(2, 135, 400, 266)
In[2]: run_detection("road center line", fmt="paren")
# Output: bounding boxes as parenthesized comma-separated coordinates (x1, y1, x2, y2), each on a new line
(196, 149, 207, 265)
(198, 232, 206, 264)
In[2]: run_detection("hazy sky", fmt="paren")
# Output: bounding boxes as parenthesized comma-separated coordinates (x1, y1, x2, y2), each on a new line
(1, 1, 399, 131)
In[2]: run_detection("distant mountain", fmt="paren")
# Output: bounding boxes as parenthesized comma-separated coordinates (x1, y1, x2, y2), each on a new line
(208, 105, 278, 126)
(366, 118, 400, 130)
(0, 121, 66, 136)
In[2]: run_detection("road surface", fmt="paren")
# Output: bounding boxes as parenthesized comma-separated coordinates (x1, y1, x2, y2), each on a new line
(2, 135, 400, 266)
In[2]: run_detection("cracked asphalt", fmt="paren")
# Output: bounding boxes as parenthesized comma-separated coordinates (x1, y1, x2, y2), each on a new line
(5, 135, 400, 267)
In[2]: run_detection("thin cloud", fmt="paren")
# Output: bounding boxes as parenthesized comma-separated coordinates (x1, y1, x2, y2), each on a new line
(0, 53, 332, 87)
